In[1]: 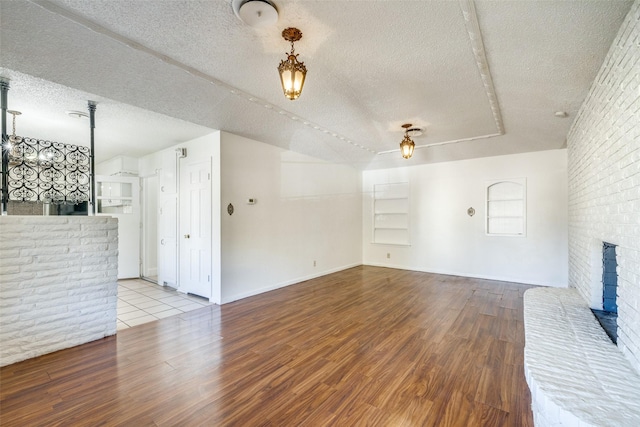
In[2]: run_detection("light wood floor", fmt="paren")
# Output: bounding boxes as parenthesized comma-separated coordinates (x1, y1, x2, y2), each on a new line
(1, 266, 535, 426)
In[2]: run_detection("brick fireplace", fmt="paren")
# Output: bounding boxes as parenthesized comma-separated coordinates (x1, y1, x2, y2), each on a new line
(591, 242, 618, 344)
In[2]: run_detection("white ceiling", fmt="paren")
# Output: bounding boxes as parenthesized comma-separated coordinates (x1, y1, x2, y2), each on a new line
(0, 0, 633, 168)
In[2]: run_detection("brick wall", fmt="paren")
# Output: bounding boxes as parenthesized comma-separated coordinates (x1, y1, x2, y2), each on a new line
(567, 0, 640, 373)
(0, 216, 119, 367)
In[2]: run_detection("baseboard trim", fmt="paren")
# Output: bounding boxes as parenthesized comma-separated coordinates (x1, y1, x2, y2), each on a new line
(221, 263, 362, 304)
(364, 263, 567, 287)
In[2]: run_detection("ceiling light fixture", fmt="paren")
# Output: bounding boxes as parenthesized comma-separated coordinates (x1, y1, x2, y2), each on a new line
(278, 27, 307, 101)
(66, 110, 89, 119)
(406, 127, 423, 137)
(7, 110, 22, 145)
(232, 0, 278, 28)
(400, 124, 415, 159)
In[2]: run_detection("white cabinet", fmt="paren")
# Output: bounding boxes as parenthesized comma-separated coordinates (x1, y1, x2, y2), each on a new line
(96, 180, 133, 213)
(95, 175, 140, 279)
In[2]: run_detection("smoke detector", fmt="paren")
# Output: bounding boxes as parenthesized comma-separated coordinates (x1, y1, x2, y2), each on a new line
(232, 0, 278, 28)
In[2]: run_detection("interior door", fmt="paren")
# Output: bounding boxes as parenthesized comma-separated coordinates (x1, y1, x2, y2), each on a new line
(158, 195, 178, 287)
(95, 175, 140, 279)
(140, 175, 158, 282)
(179, 160, 212, 299)
(157, 150, 179, 288)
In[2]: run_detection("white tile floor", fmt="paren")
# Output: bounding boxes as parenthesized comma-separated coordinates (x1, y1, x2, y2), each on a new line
(117, 278, 212, 330)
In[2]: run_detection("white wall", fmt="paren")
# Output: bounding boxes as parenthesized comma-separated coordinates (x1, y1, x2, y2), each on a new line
(567, 1, 640, 373)
(363, 149, 568, 287)
(96, 155, 139, 176)
(138, 151, 161, 178)
(220, 132, 362, 303)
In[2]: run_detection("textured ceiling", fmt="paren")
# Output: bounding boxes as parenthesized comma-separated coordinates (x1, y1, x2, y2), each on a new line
(0, 0, 633, 168)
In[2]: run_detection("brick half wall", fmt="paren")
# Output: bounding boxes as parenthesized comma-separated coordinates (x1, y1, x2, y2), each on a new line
(0, 216, 118, 367)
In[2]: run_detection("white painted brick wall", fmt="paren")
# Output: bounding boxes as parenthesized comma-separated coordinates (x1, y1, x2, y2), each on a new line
(524, 288, 640, 427)
(567, 0, 640, 374)
(0, 216, 118, 367)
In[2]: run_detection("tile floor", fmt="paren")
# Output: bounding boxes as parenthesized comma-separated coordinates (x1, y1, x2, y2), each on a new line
(117, 278, 212, 330)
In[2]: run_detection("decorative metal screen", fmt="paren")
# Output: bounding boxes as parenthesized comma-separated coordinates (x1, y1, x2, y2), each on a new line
(7, 136, 91, 204)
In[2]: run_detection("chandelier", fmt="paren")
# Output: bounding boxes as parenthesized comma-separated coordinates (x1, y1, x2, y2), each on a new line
(7, 110, 22, 147)
(278, 27, 307, 100)
(399, 124, 415, 159)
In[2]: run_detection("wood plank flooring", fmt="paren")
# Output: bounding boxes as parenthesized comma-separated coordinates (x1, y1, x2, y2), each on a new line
(1, 266, 535, 426)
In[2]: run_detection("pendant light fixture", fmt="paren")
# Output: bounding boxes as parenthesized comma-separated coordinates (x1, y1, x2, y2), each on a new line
(399, 123, 415, 159)
(278, 27, 307, 100)
(7, 110, 22, 147)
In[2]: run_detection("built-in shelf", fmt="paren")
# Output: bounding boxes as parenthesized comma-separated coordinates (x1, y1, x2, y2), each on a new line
(373, 183, 410, 245)
(486, 179, 526, 236)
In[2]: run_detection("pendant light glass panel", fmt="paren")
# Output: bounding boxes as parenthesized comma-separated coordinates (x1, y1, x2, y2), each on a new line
(279, 57, 306, 100)
(400, 138, 415, 159)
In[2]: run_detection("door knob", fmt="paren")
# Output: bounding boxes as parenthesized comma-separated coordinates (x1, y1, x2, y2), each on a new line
(184, 234, 190, 239)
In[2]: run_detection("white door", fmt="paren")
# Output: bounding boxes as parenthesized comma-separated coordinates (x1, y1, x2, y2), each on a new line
(179, 160, 211, 299)
(158, 195, 178, 287)
(95, 175, 140, 279)
(141, 175, 158, 281)
(157, 150, 179, 288)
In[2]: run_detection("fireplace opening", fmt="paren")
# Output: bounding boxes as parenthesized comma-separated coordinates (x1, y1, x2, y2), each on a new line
(591, 242, 618, 344)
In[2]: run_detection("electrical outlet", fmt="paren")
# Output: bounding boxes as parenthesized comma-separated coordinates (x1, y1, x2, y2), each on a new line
(313, 260, 316, 267)
(387, 253, 391, 259)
